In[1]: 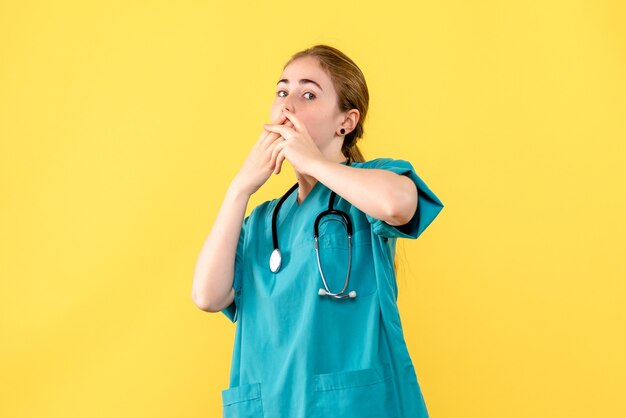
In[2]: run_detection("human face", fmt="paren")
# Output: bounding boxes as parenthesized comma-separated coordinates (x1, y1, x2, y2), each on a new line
(272, 56, 344, 152)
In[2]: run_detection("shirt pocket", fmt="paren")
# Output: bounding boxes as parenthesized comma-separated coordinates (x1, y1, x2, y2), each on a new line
(315, 227, 377, 297)
(221, 382, 264, 418)
(311, 364, 399, 418)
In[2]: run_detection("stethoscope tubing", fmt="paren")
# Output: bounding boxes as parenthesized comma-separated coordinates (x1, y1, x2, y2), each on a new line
(270, 160, 356, 299)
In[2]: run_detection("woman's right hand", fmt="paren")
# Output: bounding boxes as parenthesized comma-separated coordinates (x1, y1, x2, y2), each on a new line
(232, 112, 293, 196)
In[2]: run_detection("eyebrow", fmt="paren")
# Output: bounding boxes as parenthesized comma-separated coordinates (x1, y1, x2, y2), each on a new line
(276, 78, 323, 92)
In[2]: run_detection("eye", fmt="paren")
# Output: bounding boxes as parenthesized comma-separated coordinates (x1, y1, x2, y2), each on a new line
(275, 90, 316, 100)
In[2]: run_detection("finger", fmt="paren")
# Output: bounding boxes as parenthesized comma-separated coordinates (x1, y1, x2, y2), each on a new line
(281, 109, 305, 132)
(256, 127, 271, 145)
(263, 132, 286, 157)
(259, 113, 287, 145)
(274, 148, 286, 175)
(268, 121, 292, 150)
(274, 149, 286, 174)
(261, 114, 289, 148)
(269, 140, 282, 170)
(259, 117, 281, 143)
(263, 123, 291, 140)
(261, 130, 281, 150)
(269, 140, 284, 170)
(265, 136, 282, 167)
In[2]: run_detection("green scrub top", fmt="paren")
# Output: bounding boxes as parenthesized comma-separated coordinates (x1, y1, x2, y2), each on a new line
(220, 157, 444, 418)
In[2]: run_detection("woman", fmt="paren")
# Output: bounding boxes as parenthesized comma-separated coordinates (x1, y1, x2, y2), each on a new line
(192, 44, 444, 418)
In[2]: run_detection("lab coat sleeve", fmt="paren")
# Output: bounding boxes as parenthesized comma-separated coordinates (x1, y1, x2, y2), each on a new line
(220, 214, 249, 323)
(365, 158, 444, 239)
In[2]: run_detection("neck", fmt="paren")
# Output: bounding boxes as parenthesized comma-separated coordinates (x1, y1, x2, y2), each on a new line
(295, 154, 348, 204)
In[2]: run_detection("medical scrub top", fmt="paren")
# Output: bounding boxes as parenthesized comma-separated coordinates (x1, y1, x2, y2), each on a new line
(220, 157, 444, 418)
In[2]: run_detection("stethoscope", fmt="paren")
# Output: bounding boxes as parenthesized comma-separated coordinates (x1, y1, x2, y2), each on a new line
(269, 161, 357, 299)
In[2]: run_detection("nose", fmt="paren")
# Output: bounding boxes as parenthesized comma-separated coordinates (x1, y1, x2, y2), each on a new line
(281, 99, 292, 113)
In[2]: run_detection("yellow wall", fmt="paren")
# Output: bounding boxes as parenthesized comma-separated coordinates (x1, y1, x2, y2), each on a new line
(1, 1, 624, 417)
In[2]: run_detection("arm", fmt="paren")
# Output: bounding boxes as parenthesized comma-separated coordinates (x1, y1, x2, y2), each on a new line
(309, 160, 418, 226)
(263, 111, 417, 224)
(192, 110, 293, 312)
(191, 180, 251, 312)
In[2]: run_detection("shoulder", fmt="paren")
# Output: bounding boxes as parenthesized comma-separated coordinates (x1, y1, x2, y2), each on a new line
(244, 188, 294, 222)
(254, 199, 276, 215)
(241, 199, 274, 226)
(351, 157, 415, 171)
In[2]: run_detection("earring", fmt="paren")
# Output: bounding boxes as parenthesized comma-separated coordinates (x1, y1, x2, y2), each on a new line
(340, 128, 346, 135)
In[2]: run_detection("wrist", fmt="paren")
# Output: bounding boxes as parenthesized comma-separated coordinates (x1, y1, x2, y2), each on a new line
(307, 157, 330, 179)
(228, 177, 253, 199)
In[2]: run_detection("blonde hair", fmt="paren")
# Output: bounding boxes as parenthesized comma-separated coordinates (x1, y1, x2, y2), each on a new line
(282, 44, 368, 164)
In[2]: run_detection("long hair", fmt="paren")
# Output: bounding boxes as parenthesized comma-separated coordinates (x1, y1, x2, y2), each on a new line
(283, 45, 400, 275)
(282, 45, 368, 164)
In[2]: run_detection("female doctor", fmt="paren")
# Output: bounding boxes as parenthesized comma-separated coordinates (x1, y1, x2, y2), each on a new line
(192, 44, 444, 418)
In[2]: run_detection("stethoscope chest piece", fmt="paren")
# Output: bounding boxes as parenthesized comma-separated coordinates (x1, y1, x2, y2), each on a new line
(269, 248, 282, 273)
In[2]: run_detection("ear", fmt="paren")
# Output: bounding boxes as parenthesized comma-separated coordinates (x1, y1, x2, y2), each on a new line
(342, 109, 360, 134)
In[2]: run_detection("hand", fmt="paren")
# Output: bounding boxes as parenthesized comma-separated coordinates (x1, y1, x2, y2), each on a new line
(263, 109, 326, 176)
(232, 113, 294, 195)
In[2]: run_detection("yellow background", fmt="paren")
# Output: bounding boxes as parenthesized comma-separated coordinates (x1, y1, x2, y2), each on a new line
(1, 1, 625, 417)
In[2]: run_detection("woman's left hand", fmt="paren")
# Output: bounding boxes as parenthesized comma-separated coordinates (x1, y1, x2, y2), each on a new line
(263, 109, 326, 176)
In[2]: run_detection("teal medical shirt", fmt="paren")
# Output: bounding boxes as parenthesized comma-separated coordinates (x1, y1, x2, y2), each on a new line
(220, 158, 444, 418)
